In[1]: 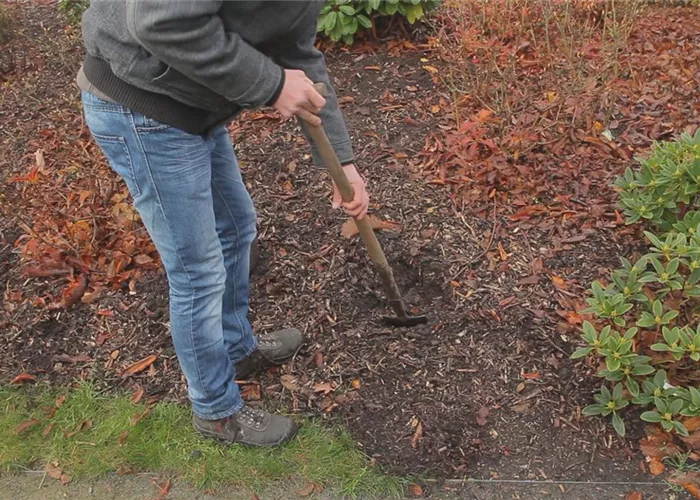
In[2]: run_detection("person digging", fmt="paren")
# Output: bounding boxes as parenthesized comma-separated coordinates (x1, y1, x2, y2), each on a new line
(77, 0, 370, 447)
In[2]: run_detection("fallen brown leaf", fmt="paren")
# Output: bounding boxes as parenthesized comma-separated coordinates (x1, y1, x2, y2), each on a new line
(476, 406, 490, 426)
(640, 429, 682, 459)
(81, 288, 102, 304)
(152, 478, 172, 499)
(522, 371, 541, 380)
(296, 482, 316, 497)
(411, 421, 423, 449)
(312, 382, 334, 394)
(625, 492, 642, 500)
(54, 354, 93, 364)
(95, 331, 111, 346)
(43, 423, 55, 437)
(351, 379, 361, 389)
(648, 457, 665, 476)
(241, 384, 262, 401)
(24, 263, 72, 277)
(130, 408, 151, 426)
(684, 483, 700, 499)
(671, 472, 700, 499)
(684, 417, 700, 433)
(119, 430, 129, 446)
(121, 354, 157, 377)
(10, 373, 37, 384)
(133, 254, 154, 265)
(552, 275, 567, 288)
(512, 402, 531, 414)
(60, 474, 72, 486)
(16, 419, 40, 434)
(48, 274, 88, 310)
(312, 350, 324, 368)
(408, 483, 423, 497)
(497, 241, 508, 261)
(280, 374, 300, 392)
(517, 275, 540, 286)
(340, 215, 400, 239)
(46, 463, 63, 480)
(35, 149, 47, 172)
(55, 394, 66, 408)
(131, 386, 145, 404)
(681, 430, 700, 451)
(117, 465, 135, 476)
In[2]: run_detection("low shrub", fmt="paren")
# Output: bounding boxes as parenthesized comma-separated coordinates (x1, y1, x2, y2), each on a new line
(57, 0, 88, 24)
(318, 0, 440, 44)
(574, 132, 700, 438)
(615, 131, 700, 232)
(56, 0, 439, 46)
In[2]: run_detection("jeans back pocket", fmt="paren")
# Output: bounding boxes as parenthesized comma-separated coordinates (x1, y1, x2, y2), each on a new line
(90, 133, 141, 199)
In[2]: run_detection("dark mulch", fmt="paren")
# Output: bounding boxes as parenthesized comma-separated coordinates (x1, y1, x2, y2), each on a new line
(1, 3, 698, 494)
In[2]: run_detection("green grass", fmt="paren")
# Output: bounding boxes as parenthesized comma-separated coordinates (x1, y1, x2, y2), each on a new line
(0, 383, 405, 498)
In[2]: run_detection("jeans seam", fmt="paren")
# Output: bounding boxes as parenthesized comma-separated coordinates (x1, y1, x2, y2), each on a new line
(211, 180, 252, 348)
(128, 113, 209, 401)
(89, 133, 141, 197)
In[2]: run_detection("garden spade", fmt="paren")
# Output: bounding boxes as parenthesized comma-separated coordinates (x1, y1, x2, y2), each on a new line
(303, 83, 428, 328)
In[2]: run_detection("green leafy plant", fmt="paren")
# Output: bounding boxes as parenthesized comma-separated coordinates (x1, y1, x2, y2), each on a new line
(574, 134, 700, 440)
(318, 0, 440, 44)
(641, 396, 689, 436)
(582, 383, 629, 436)
(614, 130, 700, 231)
(58, 0, 88, 24)
(574, 234, 700, 438)
(58, 0, 438, 42)
(651, 325, 700, 362)
(580, 282, 633, 326)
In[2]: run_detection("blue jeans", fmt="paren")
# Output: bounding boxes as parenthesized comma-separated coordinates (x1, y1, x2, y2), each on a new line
(81, 91, 257, 420)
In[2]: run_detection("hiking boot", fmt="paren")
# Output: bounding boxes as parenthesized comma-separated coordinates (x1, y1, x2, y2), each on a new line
(193, 406, 297, 447)
(235, 328, 303, 379)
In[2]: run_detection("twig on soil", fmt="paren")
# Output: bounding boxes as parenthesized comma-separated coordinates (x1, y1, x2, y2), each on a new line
(37, 470, 46, 489)
(451, 197, 498, 281)
(558, 416, 581, 431)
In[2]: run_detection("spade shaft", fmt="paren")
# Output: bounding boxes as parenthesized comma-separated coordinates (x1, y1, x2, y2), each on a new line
(306, 83, 426, 327)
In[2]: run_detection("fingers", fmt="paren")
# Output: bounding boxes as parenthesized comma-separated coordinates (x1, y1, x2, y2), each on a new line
(302, 101, 323, 116)
(340, 184, 369, 219)
(297, 107, 321, 127)
(306, 87, 327, 109)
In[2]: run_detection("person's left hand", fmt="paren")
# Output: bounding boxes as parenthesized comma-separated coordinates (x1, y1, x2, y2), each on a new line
(331, 164, 369, 219)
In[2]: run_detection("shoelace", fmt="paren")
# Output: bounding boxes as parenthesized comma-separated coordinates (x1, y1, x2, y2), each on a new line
(258, 337, 281, 349)
(238, 406, 266, 429)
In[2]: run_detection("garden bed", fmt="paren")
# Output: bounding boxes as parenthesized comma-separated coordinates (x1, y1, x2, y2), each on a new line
(1, 2, 699, 494)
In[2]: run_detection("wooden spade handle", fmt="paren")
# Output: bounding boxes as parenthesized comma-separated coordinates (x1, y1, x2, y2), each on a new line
(305, 83, 407, 314)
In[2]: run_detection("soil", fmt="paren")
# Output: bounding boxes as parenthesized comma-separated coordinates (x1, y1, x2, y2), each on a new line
(1, 3, 698, 498)
(0, 473, 680, 500)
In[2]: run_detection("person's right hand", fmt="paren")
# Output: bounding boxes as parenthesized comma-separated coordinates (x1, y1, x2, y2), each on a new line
(272, 69, 326, 126)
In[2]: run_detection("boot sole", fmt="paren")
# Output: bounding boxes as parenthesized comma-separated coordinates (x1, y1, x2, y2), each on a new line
(194, 421, 298, 448)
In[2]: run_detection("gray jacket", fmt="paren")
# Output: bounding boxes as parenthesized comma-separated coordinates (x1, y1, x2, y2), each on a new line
(81, 0, 354, 165)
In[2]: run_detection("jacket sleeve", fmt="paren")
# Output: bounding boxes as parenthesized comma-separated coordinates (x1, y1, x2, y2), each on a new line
(273, 16, 355, 167)
(125, 0, 284, 109)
